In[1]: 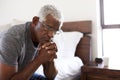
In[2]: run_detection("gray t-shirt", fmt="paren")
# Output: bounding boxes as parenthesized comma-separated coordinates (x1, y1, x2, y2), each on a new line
(0, 22, 37, 71)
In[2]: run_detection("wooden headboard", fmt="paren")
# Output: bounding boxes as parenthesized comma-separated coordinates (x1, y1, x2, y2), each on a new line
(61, 20, 92, 65)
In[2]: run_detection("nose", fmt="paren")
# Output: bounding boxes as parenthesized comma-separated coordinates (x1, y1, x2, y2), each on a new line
(47, 31, 54, 38)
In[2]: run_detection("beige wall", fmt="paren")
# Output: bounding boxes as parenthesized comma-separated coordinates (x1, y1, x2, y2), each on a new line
(0, 0, 102, 61)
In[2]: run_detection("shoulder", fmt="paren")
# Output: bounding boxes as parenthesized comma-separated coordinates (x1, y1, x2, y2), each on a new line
(0, 22, 31, 43)
(6, 22, 31, 37)
(8, 22, 30, 34)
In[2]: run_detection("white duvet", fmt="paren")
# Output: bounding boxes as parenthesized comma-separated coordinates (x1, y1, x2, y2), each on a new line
(54, 57, 83, 80)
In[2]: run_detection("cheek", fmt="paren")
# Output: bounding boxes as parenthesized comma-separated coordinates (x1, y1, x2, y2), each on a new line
(36, 31, 48, 40)
(36, 31, 44, 39)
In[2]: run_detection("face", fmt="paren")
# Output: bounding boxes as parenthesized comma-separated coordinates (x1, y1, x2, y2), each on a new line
(35, 14, 61, 44)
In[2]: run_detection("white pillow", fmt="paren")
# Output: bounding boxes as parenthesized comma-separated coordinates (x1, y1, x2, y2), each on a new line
(53, 31, 83, 58)
(0, 23, 11, 32)
(0, 23, 12, 40)
(11, 19, 25, 26)
(0, 19, 25, 33)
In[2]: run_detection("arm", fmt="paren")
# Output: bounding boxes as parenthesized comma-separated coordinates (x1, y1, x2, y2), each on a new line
(43, 61, 58, 80)
(0, 63, 17, 80)
(41, 42, 58, 80)
(17, 42, 58, 80)
(0, 59, 43, 80)
(0, 42, 57, 80)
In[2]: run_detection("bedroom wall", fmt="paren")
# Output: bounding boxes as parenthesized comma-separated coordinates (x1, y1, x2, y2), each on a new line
(0, 0, 102, 61)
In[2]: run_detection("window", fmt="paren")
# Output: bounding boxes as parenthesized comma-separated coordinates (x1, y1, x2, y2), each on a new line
(100, 0, 120, 28)
(100, 0, 120, 67)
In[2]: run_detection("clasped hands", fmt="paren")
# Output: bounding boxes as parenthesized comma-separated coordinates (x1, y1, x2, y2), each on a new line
(38, 41, 57, 63)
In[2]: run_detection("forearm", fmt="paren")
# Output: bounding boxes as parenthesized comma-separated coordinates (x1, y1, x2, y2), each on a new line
(43, 60, 58, 80)
(11, 55, 43, 80)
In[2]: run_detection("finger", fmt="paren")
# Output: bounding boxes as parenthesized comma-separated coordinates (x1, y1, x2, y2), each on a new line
(49, 54, 57, 61)
(54, 44, 58, 52)
(54, 54, 57, 58)
(49, 57, 54, 61)
(47, 50, 57, 58)
(45, 44, 55, 50)
(42, 42, 51, 48)
(42, 41, 56, 47)
(45, 43, 58, 51)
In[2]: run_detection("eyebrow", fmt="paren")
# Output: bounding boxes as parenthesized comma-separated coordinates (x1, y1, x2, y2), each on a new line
(46, 24, 53, 28)
(44, 23, 58, 31)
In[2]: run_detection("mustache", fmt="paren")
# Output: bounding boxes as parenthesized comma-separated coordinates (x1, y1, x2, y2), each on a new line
(39, 37, 51, 44)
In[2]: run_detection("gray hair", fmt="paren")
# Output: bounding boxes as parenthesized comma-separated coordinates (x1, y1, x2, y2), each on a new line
(38, 4, 63, 29)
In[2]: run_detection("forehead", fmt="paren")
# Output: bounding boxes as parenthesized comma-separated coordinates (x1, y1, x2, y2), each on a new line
(44, 14, 61, 30)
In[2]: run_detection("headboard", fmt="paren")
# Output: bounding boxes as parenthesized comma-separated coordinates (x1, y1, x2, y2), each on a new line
(61, 20, 92, 65)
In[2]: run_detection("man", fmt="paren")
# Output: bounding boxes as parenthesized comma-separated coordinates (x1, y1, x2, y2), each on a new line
(0, 4, 63, 80)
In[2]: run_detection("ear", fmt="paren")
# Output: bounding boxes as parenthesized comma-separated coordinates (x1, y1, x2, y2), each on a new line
(32, 16, 39, 27)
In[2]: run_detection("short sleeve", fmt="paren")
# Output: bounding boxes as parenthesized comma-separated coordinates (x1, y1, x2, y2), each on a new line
(0, 33, 21, 66)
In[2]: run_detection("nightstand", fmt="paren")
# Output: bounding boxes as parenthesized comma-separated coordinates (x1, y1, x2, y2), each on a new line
(80, 62, 120, 80)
